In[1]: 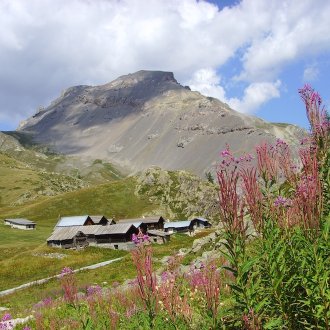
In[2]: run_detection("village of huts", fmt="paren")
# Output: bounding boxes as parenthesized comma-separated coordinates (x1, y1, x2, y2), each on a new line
(45, 215, 211, 250)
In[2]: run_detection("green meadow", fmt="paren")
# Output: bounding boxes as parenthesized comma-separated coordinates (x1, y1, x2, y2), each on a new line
(0, 232, 212, 317)
(0, 176, 160, 287)
(0, 146, 214, 320)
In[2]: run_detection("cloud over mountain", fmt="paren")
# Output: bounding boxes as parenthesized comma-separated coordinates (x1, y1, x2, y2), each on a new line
(1, 0, 330, 129)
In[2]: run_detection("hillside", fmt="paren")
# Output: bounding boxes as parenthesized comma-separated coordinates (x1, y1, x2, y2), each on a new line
(135, 167, 219, 222)
(0, 152, 86, 207)
(18, 70, 304, 176)
(0, 130, 126, 207)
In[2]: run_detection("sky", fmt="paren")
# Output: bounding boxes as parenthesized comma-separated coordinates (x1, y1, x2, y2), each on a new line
(1, 0, 330, 131)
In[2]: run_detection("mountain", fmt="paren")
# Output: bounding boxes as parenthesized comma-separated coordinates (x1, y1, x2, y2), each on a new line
(18, 70, 303, 176)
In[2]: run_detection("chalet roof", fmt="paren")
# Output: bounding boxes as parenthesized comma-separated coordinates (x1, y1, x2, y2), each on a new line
(55, 215, 91, 227)
(116, 221, 143, 228)
(164, 221, 192, 229)
(47, 224, 136, 241)
(147, 229, 171, 237)
(93, 223, 135, 235)
(193, 217, 209, 222)
(47, 227, 85, 241)
(5, 218, 36, 225)
(118, 217, 163, 224)
(89, 215, 105, 223)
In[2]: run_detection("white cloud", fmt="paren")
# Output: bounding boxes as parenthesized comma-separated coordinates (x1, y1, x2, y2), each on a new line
(187, 69, 281, 114)
(0, 0, 330, 129)
(187, 68, 227, 101)
(238, 0, 330, 82)
(228, 81, 281, 114)
(303, 64, 319, 82)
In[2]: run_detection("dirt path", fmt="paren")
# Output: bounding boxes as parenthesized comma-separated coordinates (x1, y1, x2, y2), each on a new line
(0, 257, 123, 297)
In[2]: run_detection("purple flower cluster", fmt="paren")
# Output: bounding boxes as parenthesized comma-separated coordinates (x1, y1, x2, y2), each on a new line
(160, 271, 175, 283)
(34, 297, 53, 309)
(0, 315, 11, 322)
(299, 84, 330, 141)
(132, 233, 150, 245)
(274, 196, 292, 208)
(219, 146, 253, 168)
(60, 267, 74, 277)
(86, 285, 102, 296)
(0, 313, 13, 330)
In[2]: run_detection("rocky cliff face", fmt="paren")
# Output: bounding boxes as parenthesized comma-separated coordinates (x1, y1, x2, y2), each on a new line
(135, 167, 219, 222)
(18, 70, 303, 176)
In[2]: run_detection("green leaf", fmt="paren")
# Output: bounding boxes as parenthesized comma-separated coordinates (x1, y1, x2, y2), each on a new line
(264, 318, 283, 329)
(229, 284, 244, 294)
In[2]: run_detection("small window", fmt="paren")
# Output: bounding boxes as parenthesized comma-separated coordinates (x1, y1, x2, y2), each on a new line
(114, 244, 119, 250)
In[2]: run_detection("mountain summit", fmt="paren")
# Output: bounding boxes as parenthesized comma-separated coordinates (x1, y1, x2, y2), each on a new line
(18, 70, 302, 175)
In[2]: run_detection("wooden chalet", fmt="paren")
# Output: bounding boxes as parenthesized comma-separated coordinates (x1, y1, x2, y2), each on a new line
(118, 216, 165, 230)
(191, 217, 211, 229)
(47, 227, 88, 249)
(55, 215, 94, 227)
(116, 219, 147, 233)
(4, 218, 36, 230)
(89, 215, 115, 226)
(47, 224, 138, 250)
(164, 220, 194, 234)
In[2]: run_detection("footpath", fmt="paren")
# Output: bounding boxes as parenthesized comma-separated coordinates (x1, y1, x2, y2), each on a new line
(0, 257, 123, 297)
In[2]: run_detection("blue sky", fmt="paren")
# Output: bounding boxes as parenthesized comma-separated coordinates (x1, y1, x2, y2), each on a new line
(1, 0, 330, 131)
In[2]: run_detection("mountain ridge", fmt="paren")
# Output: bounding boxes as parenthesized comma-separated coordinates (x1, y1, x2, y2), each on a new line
(18, 70, 304, 176)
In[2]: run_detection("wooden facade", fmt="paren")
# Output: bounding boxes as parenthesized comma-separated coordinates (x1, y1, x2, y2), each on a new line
(89, 215, 114, 226)
(191, 218, 211, 229)
(164, 221, 194, 234)
(47, 224, 138, 250)
(118, 216, 165, 231)
(47, 230, 88, 249)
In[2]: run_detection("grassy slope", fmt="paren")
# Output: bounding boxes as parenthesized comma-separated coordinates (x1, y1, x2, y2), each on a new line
(0, 231, 212, 317)
(0, 177, 159, 290)
(0, 153, 89, 207)
(0, 154, 41, 206)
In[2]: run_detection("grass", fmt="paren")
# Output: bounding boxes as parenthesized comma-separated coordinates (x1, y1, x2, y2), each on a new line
(0, 153, 86, 207)
(0, 231, 212, 317)
(0, 245, 127, 291)
(0, 176, 158, 229)
(0, 176, 159, 289)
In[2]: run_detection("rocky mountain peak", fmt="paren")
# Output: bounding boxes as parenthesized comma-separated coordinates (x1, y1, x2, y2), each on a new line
(98, 70, 184, 100)
(17, 70, 303, 177)
(108, 70, 178, 87)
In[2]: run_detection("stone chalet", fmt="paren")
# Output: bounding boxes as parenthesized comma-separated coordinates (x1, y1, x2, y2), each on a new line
(4, 218, 36, 230)
(147, 229, 171, 244)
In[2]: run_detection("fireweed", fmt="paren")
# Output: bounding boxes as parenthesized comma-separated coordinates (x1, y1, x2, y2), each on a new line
(157, 270, 192, 328)
(131, 241, 157, 327)
(187, 260, 222, 328)
(59, 267, 78, 305)
(0, 313, 13, 330)
(216, 86, 330, 328)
